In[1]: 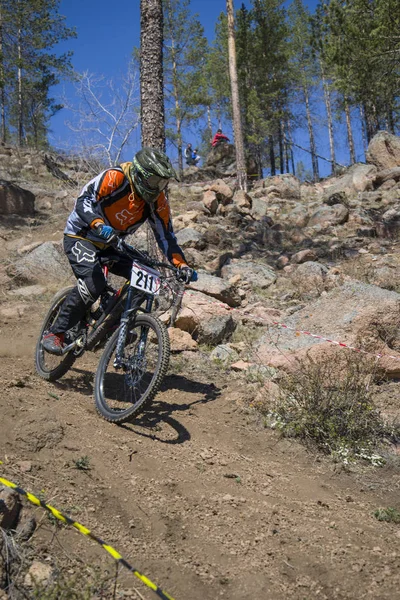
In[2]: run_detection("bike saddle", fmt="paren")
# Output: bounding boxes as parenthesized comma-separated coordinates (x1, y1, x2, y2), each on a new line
(99, 253, 121, 266)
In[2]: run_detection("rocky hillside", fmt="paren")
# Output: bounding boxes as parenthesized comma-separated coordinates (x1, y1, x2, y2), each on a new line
(0, 132, 400, 599)
(1, 131, 400, 376)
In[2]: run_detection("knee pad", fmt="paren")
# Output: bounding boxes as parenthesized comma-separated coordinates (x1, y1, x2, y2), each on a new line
(77, 278, 96, 305)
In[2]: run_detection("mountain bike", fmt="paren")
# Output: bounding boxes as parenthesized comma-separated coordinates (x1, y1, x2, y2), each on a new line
(35, 239, 184, 423)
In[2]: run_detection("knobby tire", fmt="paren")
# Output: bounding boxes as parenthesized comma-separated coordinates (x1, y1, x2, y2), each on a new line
(94, 313, 170, 424)
(34, 286, 77, 381)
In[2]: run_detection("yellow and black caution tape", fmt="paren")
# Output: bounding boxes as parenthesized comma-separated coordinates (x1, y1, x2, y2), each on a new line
(0, 464, 175, 600)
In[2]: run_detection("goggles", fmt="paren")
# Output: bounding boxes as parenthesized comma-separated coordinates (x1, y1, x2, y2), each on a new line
(146, 174, 169, 191)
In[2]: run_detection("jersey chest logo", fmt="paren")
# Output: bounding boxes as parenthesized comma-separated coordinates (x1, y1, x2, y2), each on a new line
(115, 209, 135, 225)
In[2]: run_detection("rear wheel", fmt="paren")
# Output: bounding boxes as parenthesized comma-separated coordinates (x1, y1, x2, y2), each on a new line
(35, 287, 78, 381)
(94, 313, 170, 423)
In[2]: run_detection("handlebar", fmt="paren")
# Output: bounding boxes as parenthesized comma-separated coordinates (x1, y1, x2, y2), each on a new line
(111, 237, 180, 275)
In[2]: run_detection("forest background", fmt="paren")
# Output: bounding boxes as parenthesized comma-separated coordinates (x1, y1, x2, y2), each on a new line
(0, 0, 398, 181)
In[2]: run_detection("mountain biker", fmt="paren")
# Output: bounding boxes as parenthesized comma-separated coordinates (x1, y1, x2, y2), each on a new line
(212, 128, 230, 148)
(42, 147, 198, 356)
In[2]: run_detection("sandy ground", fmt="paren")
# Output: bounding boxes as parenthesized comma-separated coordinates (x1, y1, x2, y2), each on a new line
(0, 299, 400, 600)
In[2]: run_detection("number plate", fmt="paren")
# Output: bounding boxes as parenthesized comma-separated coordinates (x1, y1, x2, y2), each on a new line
(130, 263, 161, 295)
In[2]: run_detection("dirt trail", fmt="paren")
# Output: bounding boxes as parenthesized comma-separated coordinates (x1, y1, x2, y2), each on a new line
(1, 305, 400, 600)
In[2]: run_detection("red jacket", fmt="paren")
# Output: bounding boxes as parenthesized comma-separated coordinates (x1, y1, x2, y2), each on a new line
(212, 132, 230, 147)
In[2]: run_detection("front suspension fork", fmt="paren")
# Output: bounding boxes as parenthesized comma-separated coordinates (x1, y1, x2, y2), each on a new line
(113, 291, 153, 369)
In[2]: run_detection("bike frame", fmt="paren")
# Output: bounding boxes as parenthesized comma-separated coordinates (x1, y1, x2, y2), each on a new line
(72, 239, 180, 360)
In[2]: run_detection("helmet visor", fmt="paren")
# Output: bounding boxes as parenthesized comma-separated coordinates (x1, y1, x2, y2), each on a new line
(146, 174, 169, 191)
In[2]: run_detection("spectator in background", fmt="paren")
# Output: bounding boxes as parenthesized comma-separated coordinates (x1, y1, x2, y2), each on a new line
(185, 143, 194, 166)
(191, 148, 201, 166)
(212, 128, 230, 148)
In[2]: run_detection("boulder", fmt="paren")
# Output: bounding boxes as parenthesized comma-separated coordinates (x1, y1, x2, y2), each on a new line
(13, 241, 72, 284)
(210, 344, 239, 363)
(0, 180, 35, 215)
(204, 224, 233, 249)
(204, 143, 236, 175)
(308, 204, 349, 228)
(290, 249, 318, 264)
(175, 227, 206, 250)
(173, 211, 200, 231)
(256, 282, 400, 378)
(366, 131, 400, 170)
(221, 258, 276, 289)
(174, 290, 237, 345)
(0, 486, 21, 529)
(202, 190, 218, 214)
(321, 164, 377, 199)
(181, 165, 226, 183)
(168, 327, 198, 352)
(262, 174, 301, 200)
(24, 561, 54, 588)
(189, 272, 242, 307)
(374, 167, 400, 187)
(233, 190, 252, 210)
(251, 197, 269, 219)
(283, 204, 309, 228)
(290, 261, 328, 297)
(208, 179, 234, 205)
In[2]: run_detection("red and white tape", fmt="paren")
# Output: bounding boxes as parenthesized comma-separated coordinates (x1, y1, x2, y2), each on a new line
(174, 286, 400, 364)
(269, 321, 400, 363)
(199, 295, 400, 364)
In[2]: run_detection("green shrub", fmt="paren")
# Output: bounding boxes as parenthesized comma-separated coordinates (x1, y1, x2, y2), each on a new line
(374, 507, 400, 524)
(263, 355, 398, 462)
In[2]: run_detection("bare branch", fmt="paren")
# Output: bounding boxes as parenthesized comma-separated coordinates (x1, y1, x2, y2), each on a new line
(61, 61, 140, 167)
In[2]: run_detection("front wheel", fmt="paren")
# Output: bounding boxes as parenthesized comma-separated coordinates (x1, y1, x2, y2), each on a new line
(35, 286, 77, 381)
(94, 313, 170, 423)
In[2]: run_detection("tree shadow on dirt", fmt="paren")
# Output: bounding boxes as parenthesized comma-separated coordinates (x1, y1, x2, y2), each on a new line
(120, 373, 222, 445)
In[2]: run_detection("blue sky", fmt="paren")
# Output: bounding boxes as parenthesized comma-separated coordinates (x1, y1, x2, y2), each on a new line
(51, 0, 363, 178)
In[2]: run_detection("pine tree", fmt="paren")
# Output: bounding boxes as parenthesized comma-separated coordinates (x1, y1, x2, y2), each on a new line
(311, 5, 338, 173)
(288, 0, 320, 180)
(318, 0, 400, 141)
(4, 0, 75, 147)
(163, 0, 209, 175)
(206, 13, 231, 132)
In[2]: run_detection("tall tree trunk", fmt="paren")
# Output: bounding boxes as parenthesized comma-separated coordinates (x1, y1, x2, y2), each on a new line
(278, 121, 284, 174)
(287, 120, 295, 176)
(344, 97, 356, 165)
(269, 135, 276, 176)
(140, 0, 165, 149)
(359, 104, 368, 156)
(364, 103, 373, 143)
(320, 63, 336, 175)
(17, 27, 23, 147)
(171, 48, 183, 176)
(282, 121, 289, 174)
(387, 107, 395, 134)
(303, 84, 319, 181)
(226, 0, 247, 191)
(0, 4, 5, 143)
(207, 105, 213, 146)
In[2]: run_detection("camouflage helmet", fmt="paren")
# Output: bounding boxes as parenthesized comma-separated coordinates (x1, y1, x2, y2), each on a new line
(130, 147, 178, 204)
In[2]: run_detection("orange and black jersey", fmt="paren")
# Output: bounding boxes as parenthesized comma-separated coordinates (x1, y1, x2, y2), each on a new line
(64, 164, 187, 267)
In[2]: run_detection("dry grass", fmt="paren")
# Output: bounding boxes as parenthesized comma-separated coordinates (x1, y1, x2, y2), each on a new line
(257, 354, 399, 463)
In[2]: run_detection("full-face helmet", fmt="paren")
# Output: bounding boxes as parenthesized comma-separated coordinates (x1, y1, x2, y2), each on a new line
(130, 147, 178, 203)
